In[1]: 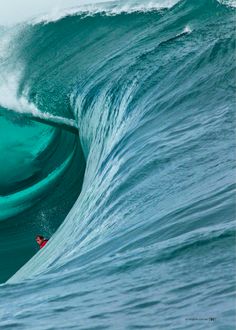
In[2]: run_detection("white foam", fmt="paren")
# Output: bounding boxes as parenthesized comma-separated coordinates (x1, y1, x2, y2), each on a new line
(32, 0, 180, 25)
(0, 72, 77, 129)
(0, 27, 77, 129)
(217, 0, 236, 7)
(171, 25, 192, 40)
(183, 25, 192, 34)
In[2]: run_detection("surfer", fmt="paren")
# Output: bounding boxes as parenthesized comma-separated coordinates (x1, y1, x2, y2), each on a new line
(35, 235, 49, 249)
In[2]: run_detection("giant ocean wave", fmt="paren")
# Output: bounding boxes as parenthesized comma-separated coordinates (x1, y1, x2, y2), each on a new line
(0, 0, 235, 328)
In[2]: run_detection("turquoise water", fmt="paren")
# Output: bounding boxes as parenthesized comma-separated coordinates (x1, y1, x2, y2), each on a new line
(0, 0, 235, 328)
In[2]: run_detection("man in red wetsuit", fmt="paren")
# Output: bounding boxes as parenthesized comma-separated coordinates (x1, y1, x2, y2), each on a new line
(35, 235, 49, 249)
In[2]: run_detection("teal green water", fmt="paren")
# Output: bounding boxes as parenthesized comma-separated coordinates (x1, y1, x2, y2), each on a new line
(0, 113, 85, 281)
(0, 116, 54, 195)
(0, 0, 235, 329)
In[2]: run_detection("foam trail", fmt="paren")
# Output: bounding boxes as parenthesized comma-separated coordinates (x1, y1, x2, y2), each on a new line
(0, 101, 78, 132)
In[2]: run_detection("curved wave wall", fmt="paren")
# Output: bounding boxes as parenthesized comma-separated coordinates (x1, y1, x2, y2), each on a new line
(0, 0, 235, 328)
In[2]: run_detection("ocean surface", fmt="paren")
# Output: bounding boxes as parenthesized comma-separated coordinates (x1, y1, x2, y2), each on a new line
(0, 0, 235, 328)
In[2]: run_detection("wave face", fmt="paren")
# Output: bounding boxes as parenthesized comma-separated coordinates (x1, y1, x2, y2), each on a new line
(0, 0, 235, 328)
